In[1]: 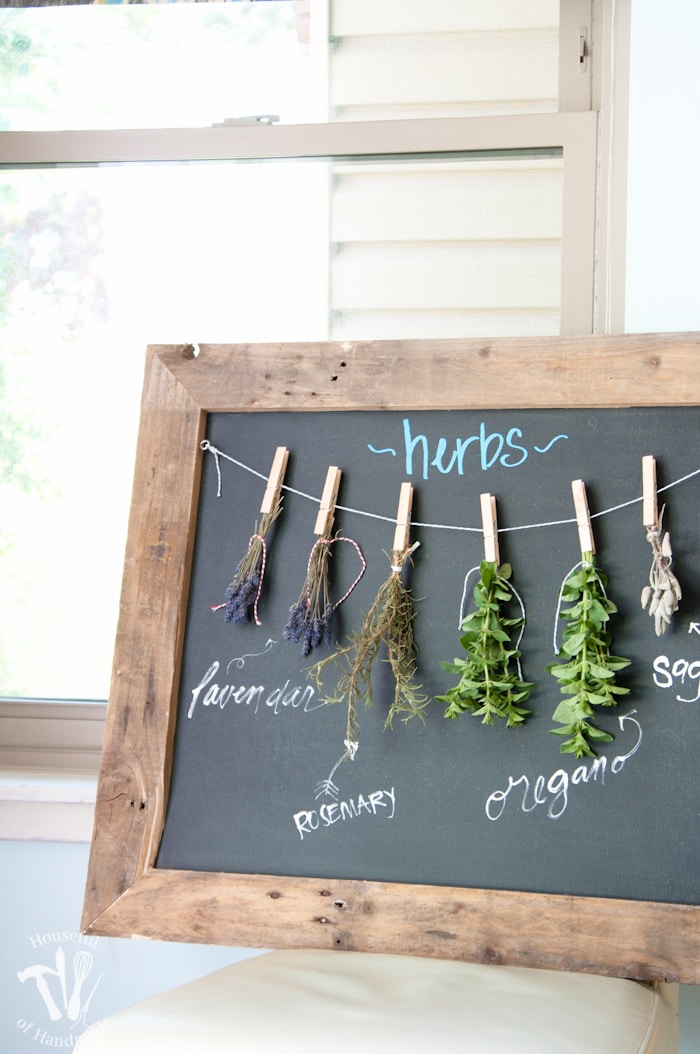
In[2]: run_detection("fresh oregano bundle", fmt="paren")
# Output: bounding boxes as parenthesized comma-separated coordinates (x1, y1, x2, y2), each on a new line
(437, 561, 534, 727)
(547, 553, 631, 757)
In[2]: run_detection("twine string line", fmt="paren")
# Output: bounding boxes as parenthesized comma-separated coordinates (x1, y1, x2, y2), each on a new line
(307, 536, 367, 611)
(201, 441, 700, 537)
(249, 532, 267, 627)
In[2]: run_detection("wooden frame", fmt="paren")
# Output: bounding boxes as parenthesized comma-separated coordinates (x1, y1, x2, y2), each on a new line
(82, 333, 700, 983)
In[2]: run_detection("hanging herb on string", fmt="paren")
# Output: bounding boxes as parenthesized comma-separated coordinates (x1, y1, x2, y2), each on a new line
(640, 457, 682, 636)
(212, 446, 289, 627)
(641, 518, 682, 635)
(309, 483, 428, 752)
(437, 561, 534, 727)
(547, 481, 631, 758)
(283, 466, 367, 654)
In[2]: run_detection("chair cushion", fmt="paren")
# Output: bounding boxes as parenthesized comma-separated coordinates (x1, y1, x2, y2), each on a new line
(75, 948, 679, 1054)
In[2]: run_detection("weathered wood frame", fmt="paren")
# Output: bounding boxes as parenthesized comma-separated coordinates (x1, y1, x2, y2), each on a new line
(82, 333, 700, 983)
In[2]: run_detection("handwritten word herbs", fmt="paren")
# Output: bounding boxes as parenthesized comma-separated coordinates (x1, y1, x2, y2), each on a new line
(368, 418, 569, 480)
(187, 660, 325, 720)
(293, 787, 396, 841)
(438, 561, 534, 727)
(548, 555, 631, 758)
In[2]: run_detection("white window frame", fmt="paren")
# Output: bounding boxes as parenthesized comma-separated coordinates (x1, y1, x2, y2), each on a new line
(0, 0, 632, 837)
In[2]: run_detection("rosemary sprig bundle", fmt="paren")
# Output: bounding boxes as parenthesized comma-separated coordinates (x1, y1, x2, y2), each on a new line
(437, 561, 534, 727)
(309, 546, 428, 748)
(220, 503, 282, 625)
(283, 537, 335, 655)
(641, 515, 682, 635)
(547, 553, 631, 757)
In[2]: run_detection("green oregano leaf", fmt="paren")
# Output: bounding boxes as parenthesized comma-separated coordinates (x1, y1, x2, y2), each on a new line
(437, 560, 534, 728)
(548, 552, 631, 757)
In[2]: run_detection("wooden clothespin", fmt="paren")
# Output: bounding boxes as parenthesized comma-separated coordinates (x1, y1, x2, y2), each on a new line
(642, 455, 659, 530)
(571, 479, 596, 556)
(260, 446, 289, 514)
(480, 493, 500, 565)
(314, 466, 342, 536)
(393, 482, 413, 554)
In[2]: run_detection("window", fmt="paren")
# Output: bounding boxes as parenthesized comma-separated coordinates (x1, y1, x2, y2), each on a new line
(0, 2, 610, 729)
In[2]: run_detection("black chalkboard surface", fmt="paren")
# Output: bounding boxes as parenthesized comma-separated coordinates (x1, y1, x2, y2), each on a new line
(157, 405, 700, 906)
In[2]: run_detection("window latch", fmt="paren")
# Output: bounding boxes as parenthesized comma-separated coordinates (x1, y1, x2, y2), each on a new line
(578, 27, 589, 72)
(212, 115, 280, 127)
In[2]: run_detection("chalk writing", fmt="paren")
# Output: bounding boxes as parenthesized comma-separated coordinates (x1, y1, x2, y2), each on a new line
(188, 660, 326, 719)
(484, 712, 642, 821)
(226, 638, 277, 672)
(652, 654, 700, 703)
(375, 418, 570, 480)
(293, 787, 396, 840)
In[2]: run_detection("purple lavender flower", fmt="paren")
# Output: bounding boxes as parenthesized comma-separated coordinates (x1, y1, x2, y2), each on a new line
(284, 601, 335, 655)
(224, 565, 261, 624)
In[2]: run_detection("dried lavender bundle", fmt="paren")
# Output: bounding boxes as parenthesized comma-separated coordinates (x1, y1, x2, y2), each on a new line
(215, 504, 282, 626)
(284, 538, 335, 655)
(284, 535, 366, 656)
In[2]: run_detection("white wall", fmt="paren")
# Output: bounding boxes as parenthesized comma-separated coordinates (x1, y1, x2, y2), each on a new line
(2, 2, 699, 1051)
(625, 0, 700, 333)
(1, 840, 262, 1052)
(625, 1, 700, 1047)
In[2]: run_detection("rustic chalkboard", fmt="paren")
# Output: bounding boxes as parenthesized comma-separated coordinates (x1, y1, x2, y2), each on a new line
(82, 335, 700, 982)
(156, 405, 699, 905)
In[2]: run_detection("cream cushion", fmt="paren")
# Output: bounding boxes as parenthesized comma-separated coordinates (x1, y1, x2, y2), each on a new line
(75, 948, 679, 1053)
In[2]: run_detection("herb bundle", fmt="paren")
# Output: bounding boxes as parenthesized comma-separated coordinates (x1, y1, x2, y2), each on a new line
(437, 561, 533, 727)
(284, 538, 334, 654)
(641, 516, 682, 635)
(547, 554, 631, 757)
(216, 503, 282, 626)
(284, 535, 366, 655)
(309, 545, 428, 749)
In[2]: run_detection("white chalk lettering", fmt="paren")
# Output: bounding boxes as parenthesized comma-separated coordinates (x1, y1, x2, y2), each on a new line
(485, 712, 642, 822)
(293, 787, 396, 840)
(653, 654, 700, 702)
(188, 661, 324, 719)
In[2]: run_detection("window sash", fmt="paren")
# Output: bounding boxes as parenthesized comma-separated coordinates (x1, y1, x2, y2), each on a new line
(0, 112, 598, 335)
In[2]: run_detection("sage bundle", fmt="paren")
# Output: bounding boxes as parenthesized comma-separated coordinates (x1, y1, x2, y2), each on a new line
(547, 554, 631, 757)
(641, 514, 682, 635)
(437, 561, 533, 727)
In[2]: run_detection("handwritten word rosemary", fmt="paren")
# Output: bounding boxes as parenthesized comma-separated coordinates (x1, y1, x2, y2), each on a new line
(293, 787, 396, 841)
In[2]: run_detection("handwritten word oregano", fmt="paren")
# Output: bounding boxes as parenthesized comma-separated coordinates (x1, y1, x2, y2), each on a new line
(437, 561, 533, 727)
(547, 554, 630, 757)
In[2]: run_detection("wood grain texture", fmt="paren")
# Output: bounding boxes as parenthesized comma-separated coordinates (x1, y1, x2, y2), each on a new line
(153, 333, 700, 412)
(82, 336, 700, 982)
